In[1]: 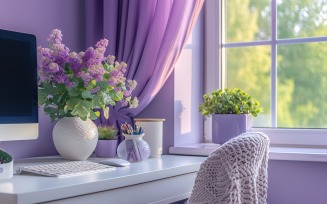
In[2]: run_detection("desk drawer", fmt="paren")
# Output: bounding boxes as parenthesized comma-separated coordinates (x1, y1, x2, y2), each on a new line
(44, 172, 197, 204)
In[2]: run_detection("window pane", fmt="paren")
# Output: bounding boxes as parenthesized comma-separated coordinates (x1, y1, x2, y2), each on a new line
(277, 42, 327, 128)
(225, 0, 271, 42)
(277, 0, 327, 39)
(225, 46, 271, 127)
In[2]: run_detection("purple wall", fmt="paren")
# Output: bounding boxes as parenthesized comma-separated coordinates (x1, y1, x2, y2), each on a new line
(268, 160, 327, 204)
(0, 0, 85, 158)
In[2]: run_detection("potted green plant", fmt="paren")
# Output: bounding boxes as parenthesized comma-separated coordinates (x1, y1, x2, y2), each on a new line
(37, 29, 138, 160)
(95, 125, 119, 158)
(199, 88, 263, 144)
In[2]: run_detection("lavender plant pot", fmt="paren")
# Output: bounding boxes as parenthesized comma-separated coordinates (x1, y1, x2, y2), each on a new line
(95, 140, 118, 158)
(212, 114, 252, 144)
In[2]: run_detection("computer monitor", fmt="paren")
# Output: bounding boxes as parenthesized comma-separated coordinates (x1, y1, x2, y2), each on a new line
(0, 29, 38, 141)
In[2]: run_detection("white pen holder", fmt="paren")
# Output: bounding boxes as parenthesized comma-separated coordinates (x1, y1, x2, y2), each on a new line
(0, 149, 14, 179)
(117, 133, 151, 162)
(0, 161, 13, 179)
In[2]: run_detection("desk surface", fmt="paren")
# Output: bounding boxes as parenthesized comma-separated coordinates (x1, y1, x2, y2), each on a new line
(0, 155, 206, 204)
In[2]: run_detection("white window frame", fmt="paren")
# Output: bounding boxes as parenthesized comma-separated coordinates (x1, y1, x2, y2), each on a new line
(204, 0, 327, 147)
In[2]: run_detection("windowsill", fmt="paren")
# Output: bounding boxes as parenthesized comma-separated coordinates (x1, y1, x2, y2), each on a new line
(169, 143, 327, 162)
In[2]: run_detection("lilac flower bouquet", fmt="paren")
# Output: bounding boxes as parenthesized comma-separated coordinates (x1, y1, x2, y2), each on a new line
(38, 29, 138, 121)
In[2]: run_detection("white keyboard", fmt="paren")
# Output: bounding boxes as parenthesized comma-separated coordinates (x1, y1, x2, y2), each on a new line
(17, 161, 116, 178)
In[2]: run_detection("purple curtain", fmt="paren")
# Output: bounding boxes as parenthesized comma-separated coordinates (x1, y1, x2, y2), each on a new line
(86, 0, 204, 129)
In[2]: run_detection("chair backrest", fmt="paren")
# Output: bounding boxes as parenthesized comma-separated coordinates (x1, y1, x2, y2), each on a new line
(188, 132, 270, 204)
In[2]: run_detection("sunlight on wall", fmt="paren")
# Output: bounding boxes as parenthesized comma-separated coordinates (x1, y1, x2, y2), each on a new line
(174, 49, 193, 134)
(173, 11, 203, 145)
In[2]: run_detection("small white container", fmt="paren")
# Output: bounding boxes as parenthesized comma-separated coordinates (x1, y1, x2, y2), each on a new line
(0, 161, 13, 179)
(0, 149, 13, 179)
(135, 118, 165, 158)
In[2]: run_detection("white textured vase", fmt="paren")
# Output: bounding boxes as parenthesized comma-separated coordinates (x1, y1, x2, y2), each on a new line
(52, 117, 98, 160)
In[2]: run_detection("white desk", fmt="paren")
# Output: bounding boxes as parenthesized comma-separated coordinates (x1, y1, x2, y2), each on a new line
(0, 155, 206, 204)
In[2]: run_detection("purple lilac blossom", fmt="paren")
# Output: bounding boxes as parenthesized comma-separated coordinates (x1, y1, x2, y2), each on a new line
(108, 62, 128, 90)
(114, 87, 122, 93)
(106, 55, 115, 65)
(94, 48, 105, 64)
(78, 51, 85, 59)
(47, 29, 62, 44)
(76, 71, 92, 87)
(124, 90, 132, 97)
(131, 97, 139, 108)
(90, 86, 100, 94)
(124, 80, 138, 96)
(83, 47, 96, 61)
(38, 47, 52, 59)
(89, 66, 105, 82)
(68, 52, 82, 72)
(82, 47, 102, 68)
(38, 29, 138, 115)
(65, 82, 75, 88)
(54, 73, 69, 84)
(95, 39, 108, 48)
(50, 44, 70, 66)
(47, 62, 60, 73)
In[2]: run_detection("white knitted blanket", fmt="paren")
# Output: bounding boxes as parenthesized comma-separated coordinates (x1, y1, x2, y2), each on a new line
(188, 132, 270, 204)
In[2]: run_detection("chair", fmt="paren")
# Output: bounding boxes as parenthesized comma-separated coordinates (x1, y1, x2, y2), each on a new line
(187, 132, 270, 204)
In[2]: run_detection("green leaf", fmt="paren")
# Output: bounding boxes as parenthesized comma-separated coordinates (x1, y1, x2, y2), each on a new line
(38, 88, 48, 105)
(57, 84, 67, 92)
(41, 82, 57, 95)
(102, 93, 115, 106)
(103, 73, 110, 80)
(52, 94, 61, 104)
(66, 97, 80, 110)
(97, 81, 109, 91)
(44, 106, 57, 114)
(86, 80, 96, 90)
(89, 110, 100, 120)
(58, 108, 66, 116)
(82, 90, 93, 99)
(52, 91, 67, 105)
(111, 91, 123, 101)
(64, 105, 69, 113)
(80, 116, 87, 121)
(71, 101, 92, 118)
(103, 63, 109, 71)
(50, 114, 57, 122)
(63, 63, 71, 73)
(68, 88, 81, 97)
(92, 95, 103, 108)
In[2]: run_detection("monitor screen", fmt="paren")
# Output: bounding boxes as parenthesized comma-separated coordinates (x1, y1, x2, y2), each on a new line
(0, 29, 38, 141)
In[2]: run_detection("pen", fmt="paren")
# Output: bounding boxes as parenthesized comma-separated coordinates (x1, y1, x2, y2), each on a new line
(138, 126, 143, 134)
(121, 123, 144, 135)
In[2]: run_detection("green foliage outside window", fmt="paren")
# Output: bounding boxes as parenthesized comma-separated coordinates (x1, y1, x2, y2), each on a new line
(225, 0, 327, 128)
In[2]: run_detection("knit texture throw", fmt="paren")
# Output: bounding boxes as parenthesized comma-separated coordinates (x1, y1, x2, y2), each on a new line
(188, 132, 270, 204)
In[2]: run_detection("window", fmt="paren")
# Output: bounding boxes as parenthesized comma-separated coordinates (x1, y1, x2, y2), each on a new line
(205, 0, 327, 146)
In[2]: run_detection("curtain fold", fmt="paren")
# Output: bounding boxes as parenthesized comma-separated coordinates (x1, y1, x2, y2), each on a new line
(86, 0, 204, 129)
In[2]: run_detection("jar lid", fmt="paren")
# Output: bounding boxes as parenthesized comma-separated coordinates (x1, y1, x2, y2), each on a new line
(134, 118, 165, 122)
